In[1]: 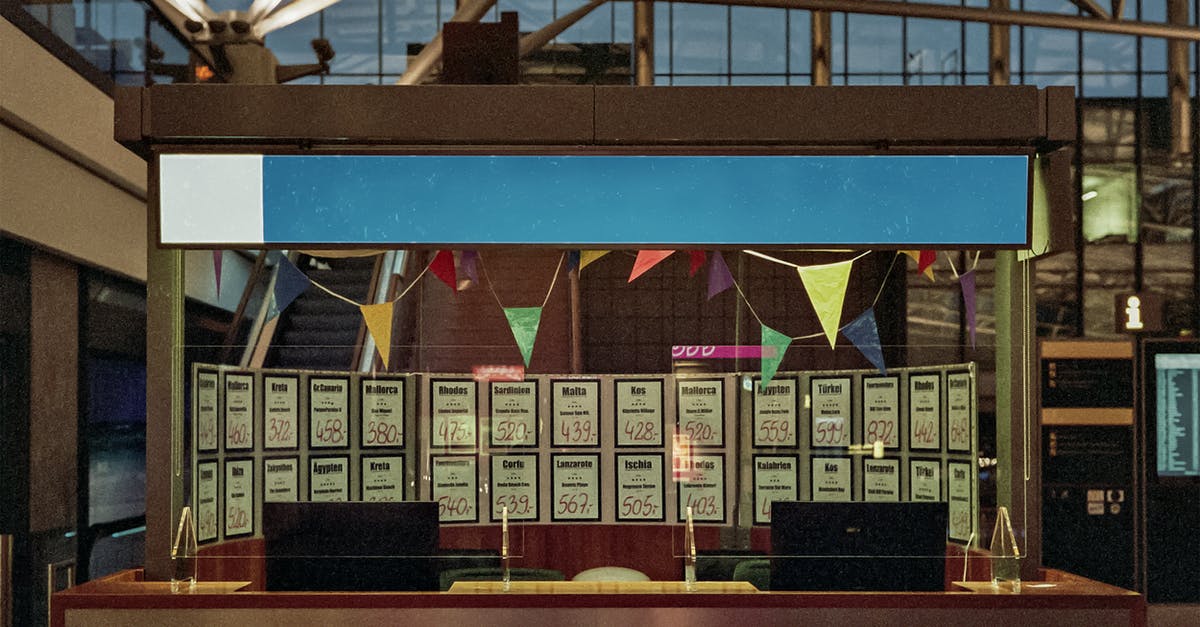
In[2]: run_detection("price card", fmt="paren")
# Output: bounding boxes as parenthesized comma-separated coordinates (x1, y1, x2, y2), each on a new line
(753, 456, 798, 524)
(263, 457, 298, 503)
(491, 454, 539, 521)
(224, 459, 254, 538)
(195, 370, 219, 452)
(195, 461, 218, 542)
(947, 372, 972, 452)
(432, 455, 478, 523)
(361, 455, 405, 502)
(861, 376, 899, 448)
(676, 379, 724, 447)
(224, 373, 254, 451)
(430, 379, 478, 449)
(490, 381, 538, 447)
(862, 458, 900, 502)
(910, 459, 942, 502)
(948, 461, 973, 542)
(615, 379, 664, 447)
(309, 456, 349, 502)
(361, 377, 405, 448)
(551, 380, 600, 447)
(811, 457, 851, 502)
(309, 377, 349, 448)
(263, 375, 298, 450)
(909, 373, 942, 450)
(753, 377, 798, 448)
(616, 454, 665, 522)
(551, 454, 600, 521)
(810, 377, 851, 448)
(677, 454, 725, 523)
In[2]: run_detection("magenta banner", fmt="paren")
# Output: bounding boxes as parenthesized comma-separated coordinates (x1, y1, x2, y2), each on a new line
(671, 345, 779, 360)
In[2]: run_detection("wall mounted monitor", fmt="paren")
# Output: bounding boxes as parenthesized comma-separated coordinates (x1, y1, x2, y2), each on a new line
(1145, 340, 1200, 480)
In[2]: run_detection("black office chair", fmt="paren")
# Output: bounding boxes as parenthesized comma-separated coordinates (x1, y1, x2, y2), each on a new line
(439, 567, 565, 591)
(731, 559, 771, 591)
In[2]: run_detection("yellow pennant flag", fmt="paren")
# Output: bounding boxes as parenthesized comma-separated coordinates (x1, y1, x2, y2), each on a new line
(797, 259, 854, 349)
(359, 302, 395, 369)
(579, 250, 610, 271)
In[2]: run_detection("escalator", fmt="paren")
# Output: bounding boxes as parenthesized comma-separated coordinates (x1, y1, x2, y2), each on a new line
(264, 255, 380, 371)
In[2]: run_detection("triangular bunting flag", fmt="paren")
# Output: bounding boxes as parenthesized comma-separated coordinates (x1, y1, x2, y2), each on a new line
(629, 250, 674, 283)
(960, 270, 977, 348)
(360, 302, 395, 369)
(566, 250, 581, 272)
(270, 257, 312, 320)
(842, 308, 886, 374)
(760, 324, 793, 388)
(503, 307, 543, 368)
(797, 259, 854, 349)
(460, 250, 479, 283)
(901, 250, 936, 281)
(430, 250, 457, 292)
(688, 251, 707, 277)
(213, 250, 223, 298)
(707, 251, 734, 300)
(579, 250, 609, 271)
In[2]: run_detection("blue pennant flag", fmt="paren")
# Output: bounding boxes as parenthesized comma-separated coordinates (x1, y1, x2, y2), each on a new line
(270, 257, 312, 319)
(842, 308, 886, 374)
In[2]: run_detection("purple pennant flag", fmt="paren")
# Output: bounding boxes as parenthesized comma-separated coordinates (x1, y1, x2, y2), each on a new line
(270, 257, 311, 319)
(460, 250, 479, 283)
(707, 251, 734, 300)
(842, 308, 886, 374)
(960, 270, 977, 348)
(212, 250, 223, 298)
(566, 250, 581, 272)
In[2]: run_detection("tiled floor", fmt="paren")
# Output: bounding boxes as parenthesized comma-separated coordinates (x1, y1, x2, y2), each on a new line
(1148, 604, 1200, 626)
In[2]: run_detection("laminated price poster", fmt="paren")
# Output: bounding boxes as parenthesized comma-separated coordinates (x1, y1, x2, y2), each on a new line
(224, 459, 254, 538)
(195, 461, 218, 542)
(615, 379, 664, 447)
(224, 372, 254, 451)
(909, 373, 942, 450)
(616, 454, 665, 522)
(490, 454, 538, 521)
(948, 461, 973, 541)
(910, 459, 942, 502)
(309, 377, 350, 448)
(489, 381, 538, 447)
(552, 454, 601, 521)
(309, 456, 348, 502)
(551, 380, 599, 447)
(432, 455, 478, 523)
(361, 455, 404, 502)
(361, 377, 405, 448)
(753, 377, 798, 448)
(195, 370, 219, 452)
(753, 455, 798, 524)
(676, 379, 724, 447)
(262, 457, 298, 503)
(947, 372, 972, 452)
(862, 458, 900, 502)
(677, 454, 725, 523)
(430, 379, 478, 449)
(861, 376, 899, 449)
(263, 375, 298, 450)
(811, 456, 851, 502)
(810, 377, 851, 448)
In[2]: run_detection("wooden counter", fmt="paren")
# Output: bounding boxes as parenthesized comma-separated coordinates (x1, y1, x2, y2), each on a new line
(53, 568, 1144, 627)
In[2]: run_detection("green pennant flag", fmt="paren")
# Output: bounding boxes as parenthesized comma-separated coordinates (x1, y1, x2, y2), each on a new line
(503, 306, 543, 368)
(760, 324, 793, 388)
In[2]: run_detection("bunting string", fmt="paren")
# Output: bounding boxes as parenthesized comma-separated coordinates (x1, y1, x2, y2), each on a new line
(479, 252, 565, 309)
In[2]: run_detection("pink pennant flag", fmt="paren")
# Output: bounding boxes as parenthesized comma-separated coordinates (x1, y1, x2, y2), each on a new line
(688, 251, 707, 277)
(960, 270, 977, 348)
(212, 250, 223, 298)
(628, 250, 674, 283)
(707, 251, 734, 300)
(430, 250, 457, 293)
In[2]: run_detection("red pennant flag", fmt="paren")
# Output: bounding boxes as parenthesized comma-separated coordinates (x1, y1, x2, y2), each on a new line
(212, 250, 223, 298)
(430, 250, 457, 292)
(918, 250, 937, 278)
(628, 250, 674, 283)
(688, 251, 707, 277)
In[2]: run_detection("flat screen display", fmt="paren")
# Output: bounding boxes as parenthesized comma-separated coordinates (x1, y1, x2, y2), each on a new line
(770, 501, 948, 591)
(263, 501, 439, 591)
(1155, 353, 1200, 478)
